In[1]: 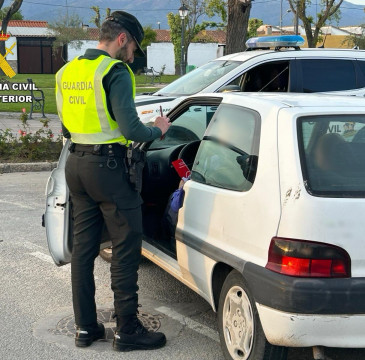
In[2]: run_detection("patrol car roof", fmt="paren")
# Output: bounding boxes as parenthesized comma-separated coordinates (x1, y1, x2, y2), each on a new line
(223, 93, 365, 109)
(217, 48, 365, 62)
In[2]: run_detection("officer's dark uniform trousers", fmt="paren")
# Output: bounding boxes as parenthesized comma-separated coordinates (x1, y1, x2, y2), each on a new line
(65, 144, 142, 327)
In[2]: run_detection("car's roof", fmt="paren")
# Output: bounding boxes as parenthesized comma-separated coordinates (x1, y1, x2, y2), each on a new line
(216, 48, 365, 62)
(193, 92, 365, 110)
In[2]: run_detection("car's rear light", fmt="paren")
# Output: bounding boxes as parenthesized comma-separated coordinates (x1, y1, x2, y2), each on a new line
(266, 237, 351, 278)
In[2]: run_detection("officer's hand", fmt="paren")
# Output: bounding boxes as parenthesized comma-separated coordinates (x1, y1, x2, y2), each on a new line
(154, 116, 171, 135)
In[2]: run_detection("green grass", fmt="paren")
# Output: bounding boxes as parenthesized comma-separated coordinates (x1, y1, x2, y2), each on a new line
(137, 74, 179, 86)
(0, 73, 179, 88)
(1, 74, 56, 88)
(0, 74, 179, 114)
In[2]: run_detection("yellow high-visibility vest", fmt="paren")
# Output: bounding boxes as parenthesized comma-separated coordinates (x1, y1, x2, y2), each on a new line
(55, 55, 135, 145)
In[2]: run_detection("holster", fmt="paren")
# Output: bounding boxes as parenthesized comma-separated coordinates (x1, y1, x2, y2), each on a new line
(126, 146, 146, 193)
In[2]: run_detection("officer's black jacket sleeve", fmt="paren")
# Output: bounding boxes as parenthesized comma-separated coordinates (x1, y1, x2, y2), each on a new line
(104, 65, 162, 143)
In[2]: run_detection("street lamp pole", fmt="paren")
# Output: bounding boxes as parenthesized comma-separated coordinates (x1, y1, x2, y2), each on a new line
(280, 0, 283, 34)
(180, 17, 185, 75)
(280, 8, 292, 34)
(179, 3, 189, 76)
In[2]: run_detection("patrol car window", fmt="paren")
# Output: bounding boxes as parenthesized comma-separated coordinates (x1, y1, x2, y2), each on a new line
(149, 104, 217, 150)
(298, 115, 365, 197)
(192, 104, 260, 192)
(223, 61, 290, 92)
(358, 61, 365, 77)
(300, 59, 357, 92)
(155, 60, 241, 96)
(241, 61, 290, 92)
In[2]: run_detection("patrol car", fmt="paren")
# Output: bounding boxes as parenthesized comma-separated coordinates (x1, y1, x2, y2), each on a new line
(136, 35, 365, 123)
(45, 92, 365, 360)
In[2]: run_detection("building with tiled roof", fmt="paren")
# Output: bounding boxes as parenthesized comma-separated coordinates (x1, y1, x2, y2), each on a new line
(1, 20, 49, 37)
(155, 29, 226, 44)
(193, 30, 226, 44)
(2, 20, 63, 74)
(86, 27, 100, 41)
(254, 24, 359, 49)
(1, 20, 104, 75)
(5, 20, 48, 27)
(155, 29, 171, 42)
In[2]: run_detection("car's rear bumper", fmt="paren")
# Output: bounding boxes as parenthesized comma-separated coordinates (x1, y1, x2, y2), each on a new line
(244, 262, 365, 314)
(257, 304, 365, 347)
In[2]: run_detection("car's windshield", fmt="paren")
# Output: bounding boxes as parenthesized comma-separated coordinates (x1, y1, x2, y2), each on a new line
(298, 115, 365, 197)
(155, 60, 242, 96)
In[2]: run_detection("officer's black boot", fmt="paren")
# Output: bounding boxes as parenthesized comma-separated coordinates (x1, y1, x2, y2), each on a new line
(75, 322, 105, 347)
(113, 314, 166, 352)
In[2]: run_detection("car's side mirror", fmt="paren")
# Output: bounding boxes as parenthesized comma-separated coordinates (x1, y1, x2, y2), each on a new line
(218, 85, 241, 93)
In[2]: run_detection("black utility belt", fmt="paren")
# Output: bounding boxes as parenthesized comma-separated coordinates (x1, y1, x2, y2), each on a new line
(69, 142, 146, 193)
(71, 143, 127, 157)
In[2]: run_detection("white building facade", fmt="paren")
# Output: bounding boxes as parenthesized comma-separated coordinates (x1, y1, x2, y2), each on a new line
(147, 42, 225, 75)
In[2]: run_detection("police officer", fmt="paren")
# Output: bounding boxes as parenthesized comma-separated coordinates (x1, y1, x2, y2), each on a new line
(55, 11, 171, 351)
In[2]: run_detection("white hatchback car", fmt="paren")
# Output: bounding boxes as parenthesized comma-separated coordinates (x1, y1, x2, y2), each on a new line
(45, 93, 365, 360)
(135, 36, 365, 122)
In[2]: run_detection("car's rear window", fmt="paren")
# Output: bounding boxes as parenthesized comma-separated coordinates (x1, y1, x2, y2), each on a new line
(298, 115, 365, 197)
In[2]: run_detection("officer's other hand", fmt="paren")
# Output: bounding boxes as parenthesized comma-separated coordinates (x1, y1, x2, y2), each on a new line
(154, 116, 171, 135)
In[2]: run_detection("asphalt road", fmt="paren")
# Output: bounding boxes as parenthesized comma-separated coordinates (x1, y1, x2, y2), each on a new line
(1, 171, 365, 360)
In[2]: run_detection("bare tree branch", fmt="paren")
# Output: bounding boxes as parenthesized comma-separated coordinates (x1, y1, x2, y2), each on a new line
(287, 0, 344, 47)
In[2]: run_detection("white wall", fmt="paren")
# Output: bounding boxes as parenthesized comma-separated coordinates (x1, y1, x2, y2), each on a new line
(68, 40, 98, 61)
(4, 37, 17, 60)
(147, 42, 175, 75)
(147, 42, 225, 75)
(187, 43, 224, 67)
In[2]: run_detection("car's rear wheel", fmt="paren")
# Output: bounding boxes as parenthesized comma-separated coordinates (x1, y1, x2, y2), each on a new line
(218, 270, 287, 360)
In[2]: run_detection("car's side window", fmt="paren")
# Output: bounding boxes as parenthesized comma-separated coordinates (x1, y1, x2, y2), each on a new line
(358, 60, 365, 78)
(300, 59, 357, 92)
(243, 61, 290, 92)
(192, 104, 260, 192)
(149, 104, 218, 149)
(224, 61, 290, 93)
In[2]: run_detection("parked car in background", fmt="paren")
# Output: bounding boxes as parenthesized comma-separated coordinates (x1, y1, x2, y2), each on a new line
(136, 35, 365, 122)
(45, 92, 365, 360)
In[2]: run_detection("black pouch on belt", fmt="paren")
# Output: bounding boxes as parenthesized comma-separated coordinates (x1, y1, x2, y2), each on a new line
(126, 145, 146, 192)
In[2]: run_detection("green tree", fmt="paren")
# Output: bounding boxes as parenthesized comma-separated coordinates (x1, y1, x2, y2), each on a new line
(168, 0, 226, 74)
(344, 24, 365, 50)
(248, 18, 263, 38)
(48, 13, 86, 62)
(287, 0, 344, 48)
(141, 26, 157, 52)
(90, 5, 111, 29)
(226, 0, 252, 54)
(0, 0, 23, 76)
(0, 6, 23, 20)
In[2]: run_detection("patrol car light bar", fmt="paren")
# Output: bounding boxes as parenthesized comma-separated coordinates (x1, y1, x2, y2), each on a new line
(245, 35, 305, 49)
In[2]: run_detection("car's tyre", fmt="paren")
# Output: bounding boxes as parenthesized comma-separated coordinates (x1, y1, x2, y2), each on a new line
(218, 270, 288, 360)
(99, 247, 112, 263)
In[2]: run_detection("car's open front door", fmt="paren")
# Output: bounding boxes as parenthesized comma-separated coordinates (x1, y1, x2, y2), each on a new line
(44, 139, 72, 266)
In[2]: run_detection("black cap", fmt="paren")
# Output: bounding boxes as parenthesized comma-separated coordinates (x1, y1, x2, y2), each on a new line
(105, 11, 145, 57)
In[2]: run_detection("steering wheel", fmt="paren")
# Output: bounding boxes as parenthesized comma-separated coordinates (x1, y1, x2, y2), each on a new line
(178, 140, 201, 169)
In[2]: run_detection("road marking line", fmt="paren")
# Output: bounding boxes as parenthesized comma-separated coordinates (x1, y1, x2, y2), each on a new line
(155, 306, 219, 343)
(0, 199, 35, 210)
(29, 251, 70, 273)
